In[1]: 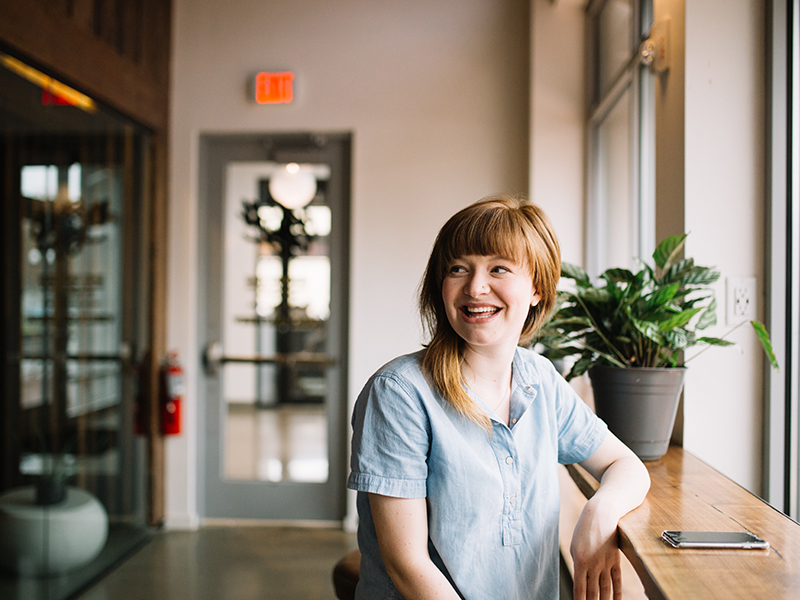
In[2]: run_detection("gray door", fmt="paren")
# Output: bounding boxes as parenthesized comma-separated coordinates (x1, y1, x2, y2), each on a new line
(199, 134, 350, 521)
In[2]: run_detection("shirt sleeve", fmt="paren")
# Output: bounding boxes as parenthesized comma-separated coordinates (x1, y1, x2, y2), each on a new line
(347, 371, 431, 498)
(552, 368, 608, 465)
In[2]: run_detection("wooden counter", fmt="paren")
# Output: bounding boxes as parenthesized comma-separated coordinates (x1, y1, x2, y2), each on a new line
(566, 446, 800, 599)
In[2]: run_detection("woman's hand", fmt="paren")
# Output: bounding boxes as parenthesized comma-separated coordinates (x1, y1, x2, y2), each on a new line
(571, 432, 651, 600)
(570, 495, 623, 600)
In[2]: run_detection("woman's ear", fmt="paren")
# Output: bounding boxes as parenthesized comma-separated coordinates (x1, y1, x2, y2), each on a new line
(531, 292, 541, 307)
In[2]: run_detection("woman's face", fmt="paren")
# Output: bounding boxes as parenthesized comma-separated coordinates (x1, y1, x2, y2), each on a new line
(441, 254, 540, 357)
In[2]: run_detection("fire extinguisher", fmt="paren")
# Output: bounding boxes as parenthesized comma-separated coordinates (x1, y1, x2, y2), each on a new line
(160, 352, 185, 435)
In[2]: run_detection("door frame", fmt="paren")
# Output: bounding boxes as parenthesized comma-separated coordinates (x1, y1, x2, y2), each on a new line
(197, 133, 351, 521)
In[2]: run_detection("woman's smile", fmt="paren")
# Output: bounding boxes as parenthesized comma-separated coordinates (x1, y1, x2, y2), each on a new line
(460, 304, 501, 320)
(442, 254, 539, 355)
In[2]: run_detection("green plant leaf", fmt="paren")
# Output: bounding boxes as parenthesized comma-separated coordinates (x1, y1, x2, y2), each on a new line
(658, 306, 704, 332)
(602, 268, 637, 284)
(751, 320, 780, 370)
(561, 263, 590, 284)
(696, 297, 717, 330)
(580, 288, 613, 303)
(545, 346, 584, 360)
(682, 266, 721, 286)
(638, 261, 656, 285)
(644, 282, 680, 309)
(653, 233, 688, 271)
(631, 317, 662, 343)
(565, 354, 596, 381)
(661, 258, 695, 285)
(664, 329, 689, 349)
(696, 336, 736, 347)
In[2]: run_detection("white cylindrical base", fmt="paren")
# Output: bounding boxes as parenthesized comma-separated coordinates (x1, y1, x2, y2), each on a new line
(0, 486, 108, 577)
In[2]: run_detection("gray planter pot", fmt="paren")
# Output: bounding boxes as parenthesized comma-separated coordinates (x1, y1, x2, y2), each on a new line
(588, 366, 686, 461)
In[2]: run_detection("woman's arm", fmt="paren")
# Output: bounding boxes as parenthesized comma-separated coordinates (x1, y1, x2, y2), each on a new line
(570, 432, 651, 600)
(368, 493, 462, 600)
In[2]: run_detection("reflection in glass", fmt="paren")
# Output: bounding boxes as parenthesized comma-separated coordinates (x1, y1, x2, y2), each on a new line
(223, 163, 332, 483)
(1, 51, 150, 600)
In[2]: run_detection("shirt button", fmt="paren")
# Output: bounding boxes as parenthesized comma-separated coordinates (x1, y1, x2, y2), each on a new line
(505, 456, 513, 465)
(509, 496, 517, 505)
(511, 418, 517, 424)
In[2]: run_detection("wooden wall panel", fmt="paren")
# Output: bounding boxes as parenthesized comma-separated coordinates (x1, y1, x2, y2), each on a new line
(0, 0, 169, 131)
(70, 0, 97, 35)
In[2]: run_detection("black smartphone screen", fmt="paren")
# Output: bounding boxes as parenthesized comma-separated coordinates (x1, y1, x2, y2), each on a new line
(661, 530, 769, 549)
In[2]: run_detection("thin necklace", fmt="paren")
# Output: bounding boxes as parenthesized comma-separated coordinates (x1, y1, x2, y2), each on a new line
(463, 359, 512, 412)
(487, 385, 511, 412)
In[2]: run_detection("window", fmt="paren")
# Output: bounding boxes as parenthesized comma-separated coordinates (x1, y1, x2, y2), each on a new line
(586, 0, 655, 276)
(766, 0, 800, 519)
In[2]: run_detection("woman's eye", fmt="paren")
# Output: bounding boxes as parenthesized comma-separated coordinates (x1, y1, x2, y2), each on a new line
(448, 264, 466, 274)
(492, 265, 510, 274)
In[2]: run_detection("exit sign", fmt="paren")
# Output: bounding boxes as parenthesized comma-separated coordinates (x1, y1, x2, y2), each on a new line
(255, 71, 294, 104)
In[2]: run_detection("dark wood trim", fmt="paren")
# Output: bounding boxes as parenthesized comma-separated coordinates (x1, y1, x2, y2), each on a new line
(0, 135, 22, 492)
(0, 0, 170, 131)
(147, 129, 169, 526)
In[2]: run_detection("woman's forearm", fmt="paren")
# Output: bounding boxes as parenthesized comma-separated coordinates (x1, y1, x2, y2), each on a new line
(590, 453, 650, 519)
(570, 433, 650, 600)
(384, 557, 462, 600)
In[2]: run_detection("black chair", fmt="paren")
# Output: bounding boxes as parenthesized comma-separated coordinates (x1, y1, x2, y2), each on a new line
(332, 549, 361, 600)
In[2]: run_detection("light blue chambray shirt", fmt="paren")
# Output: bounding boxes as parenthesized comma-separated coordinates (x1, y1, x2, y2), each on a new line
(347, 347, 608, 600)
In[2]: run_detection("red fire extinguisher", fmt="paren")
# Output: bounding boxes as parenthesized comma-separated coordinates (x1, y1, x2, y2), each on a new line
(160, 352, 185, 435)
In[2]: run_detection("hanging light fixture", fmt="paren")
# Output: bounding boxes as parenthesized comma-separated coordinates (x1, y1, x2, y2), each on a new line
(268, 163, 317, 209)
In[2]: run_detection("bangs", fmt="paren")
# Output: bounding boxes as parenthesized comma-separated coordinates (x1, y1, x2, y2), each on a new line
(436, 206, 529, 278)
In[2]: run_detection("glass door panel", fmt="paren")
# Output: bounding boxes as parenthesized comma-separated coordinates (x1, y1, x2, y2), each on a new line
(222, 162, 332, 484)
(200, 134, 349, 522)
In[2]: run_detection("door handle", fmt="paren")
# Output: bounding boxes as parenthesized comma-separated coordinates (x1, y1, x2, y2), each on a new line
(203, 341, 335, 376)
(203, 341, 224, 375)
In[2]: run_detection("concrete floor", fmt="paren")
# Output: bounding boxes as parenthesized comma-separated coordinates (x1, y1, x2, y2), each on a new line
(76, 525, 357, 600)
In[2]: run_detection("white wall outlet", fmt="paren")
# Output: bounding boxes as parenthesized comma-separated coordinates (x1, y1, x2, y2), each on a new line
(726, 276, 757, 325)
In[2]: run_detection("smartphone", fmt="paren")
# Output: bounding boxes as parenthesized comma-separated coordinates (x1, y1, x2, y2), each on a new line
(661, 530, 769, 550)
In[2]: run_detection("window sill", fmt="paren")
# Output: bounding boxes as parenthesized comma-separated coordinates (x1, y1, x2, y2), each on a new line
(564, 445, 800, 599)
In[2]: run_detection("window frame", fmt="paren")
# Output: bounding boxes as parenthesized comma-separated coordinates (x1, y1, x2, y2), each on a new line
(766, 0, 799, 519)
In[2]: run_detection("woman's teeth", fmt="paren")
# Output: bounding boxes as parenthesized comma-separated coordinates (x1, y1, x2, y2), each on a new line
(464, 306, 499, 317)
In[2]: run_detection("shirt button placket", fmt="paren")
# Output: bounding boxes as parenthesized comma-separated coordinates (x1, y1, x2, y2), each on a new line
(497, 434, 522, 546)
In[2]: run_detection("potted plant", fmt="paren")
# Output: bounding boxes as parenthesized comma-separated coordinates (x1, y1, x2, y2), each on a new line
(537, 233, 778, 460)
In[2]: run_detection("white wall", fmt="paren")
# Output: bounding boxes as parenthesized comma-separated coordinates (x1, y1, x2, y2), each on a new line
(683, 0, 767, 494)
(166, 0, 530, 528)
(530, 0, 587, 265)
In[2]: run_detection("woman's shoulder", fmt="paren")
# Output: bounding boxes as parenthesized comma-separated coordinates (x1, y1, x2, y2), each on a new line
(354, 350, 434, 422)
(364, 350, 428, 392)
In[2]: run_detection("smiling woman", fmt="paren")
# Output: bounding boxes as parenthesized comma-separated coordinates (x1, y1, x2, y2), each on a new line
(347, 194, 651, 600)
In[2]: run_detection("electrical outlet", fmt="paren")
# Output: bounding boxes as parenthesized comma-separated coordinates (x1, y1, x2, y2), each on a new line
(726, 277, 757, 325)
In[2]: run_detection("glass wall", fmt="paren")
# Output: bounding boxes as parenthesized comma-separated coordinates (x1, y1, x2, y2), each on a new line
(0, 50, 150, 599)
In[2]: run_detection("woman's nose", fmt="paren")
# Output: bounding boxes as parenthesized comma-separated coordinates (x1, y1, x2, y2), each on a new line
(465, 272, 488, 297)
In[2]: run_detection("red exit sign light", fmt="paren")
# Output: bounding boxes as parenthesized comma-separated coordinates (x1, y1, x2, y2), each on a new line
(255, 71, 294, 104)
